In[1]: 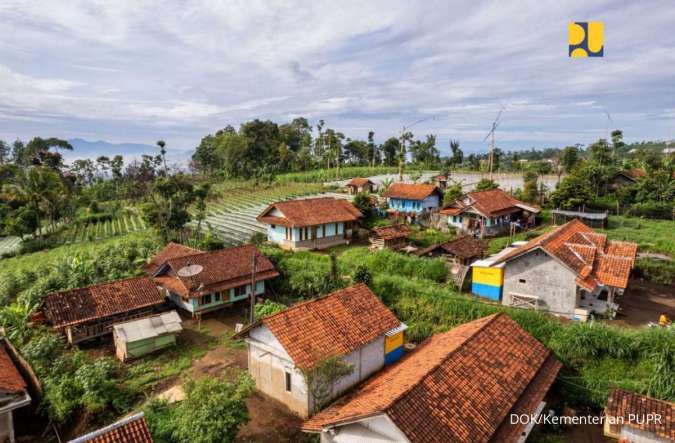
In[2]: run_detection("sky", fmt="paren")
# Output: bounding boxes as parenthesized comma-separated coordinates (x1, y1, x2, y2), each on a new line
(0, 0, 674, 156)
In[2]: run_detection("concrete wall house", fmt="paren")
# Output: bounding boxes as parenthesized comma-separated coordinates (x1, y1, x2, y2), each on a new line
(236, 284, 406, 418)
(604, 389, 674, 442)
(147, 243, 279, 317)
(345, 178, 375, 194)
(113, 310, 182, 362)
(382, 183, 443, 214)
(0, 338, 31, 443)
(68, 412, 154, 443)
(303, 313, 562, 443)
(492, 220, 638, 321)
(257, 197, 362, 251)
(37, 276, 166, 345)
(441, 189, 540, 238)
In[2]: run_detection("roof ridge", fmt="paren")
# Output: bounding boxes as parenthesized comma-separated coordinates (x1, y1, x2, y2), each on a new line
(46, 274, 149, 296)
(69, 412, 147, 443)
(383, 313, 504, 416)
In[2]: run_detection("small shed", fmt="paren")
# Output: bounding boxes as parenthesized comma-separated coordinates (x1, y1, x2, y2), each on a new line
(113, 311, 182, 362)
(551, 209, 608, 228)
(414, 235, 486, 265)
(346, 178, 375, 194)
(370, 225, 411, 250)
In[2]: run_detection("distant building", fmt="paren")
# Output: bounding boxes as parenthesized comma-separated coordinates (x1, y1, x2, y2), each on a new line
(609, 168, 646, 189)
(492, 220, 638, 320)
(433, 174, 449, 190)
(441, 189, 540, 238)
(257, 197, 362, 250)
(38, 276, 165, 345)
(236, 284, 405, 418)
(0, 337, 31, 443)
(303, 313, 562, 443)
(604, 389, 674, 442)
(369, 225, 411, 250)
(148, 243, 279, 316)
(68, 412, 153, 443)
(345, 178, 375, 194)
(113, 311, 183, 361)
(414, 235, 486, 265)
(382, 183, 443, 214)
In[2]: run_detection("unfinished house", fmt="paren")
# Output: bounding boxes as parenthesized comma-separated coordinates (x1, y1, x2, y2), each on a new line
(441, 188, 540, 238)
(382, 183, 443, 214)
(68, 412, 154, 443)
(113, 311, 183, 362)
(148, 243, 279, 317)
(303, 313, 562, 443)
(257, 197, 362, 251)
(492, 220, 638, 321)
(604, 389, 674, 442)
(236, 283, 405, 418)
(345, 178, 375, 194)
(39, 276, 166, 345)
(369, 225, 411, 250)
(414, 235, 486, 265)
(0, 338, 31, 443)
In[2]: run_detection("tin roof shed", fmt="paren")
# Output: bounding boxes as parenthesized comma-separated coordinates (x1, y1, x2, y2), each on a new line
(113, 311, 182, 343)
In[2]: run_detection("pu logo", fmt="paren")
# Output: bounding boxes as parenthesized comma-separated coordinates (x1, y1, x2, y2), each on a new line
(568, 22, 604, 57)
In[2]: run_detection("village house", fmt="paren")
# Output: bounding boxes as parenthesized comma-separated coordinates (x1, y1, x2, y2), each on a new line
(604, 389, 674, 442)
(236, 284, 406, 418)
(147, 243, 279, 317)
(68, 412, 154, 443)
(609, 168, 646, 189)
(345, 178, 375, 194)
(38, 276, 166, 345)
(0, 337, 31, 443)
(491, 219, 638, 320)
(382, 183, 443, 214)
(303, 313, 562, 443)
(433, 174, 449, 190)
(414, 235, 486, 265)
(257, 197, 362, 251)
(441, 188, 540, 238)
(369, 225, 411, 250)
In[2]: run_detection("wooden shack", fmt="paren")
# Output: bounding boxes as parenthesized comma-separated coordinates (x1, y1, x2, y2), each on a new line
(113, 311, 182, 362)
(346, 178, 375, 194)
(369, 225, 411, 250)
(414, 235, 486, 265)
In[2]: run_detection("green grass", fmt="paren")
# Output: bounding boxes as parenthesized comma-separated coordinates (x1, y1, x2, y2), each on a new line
(599, 216, 675, 257)
(274, 166, 407, 183)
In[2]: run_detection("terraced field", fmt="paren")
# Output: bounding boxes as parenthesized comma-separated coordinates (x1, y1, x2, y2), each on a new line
(0, 236, 22, 256)
(194, 184, 353, 246)
(56, 213, 148, 244)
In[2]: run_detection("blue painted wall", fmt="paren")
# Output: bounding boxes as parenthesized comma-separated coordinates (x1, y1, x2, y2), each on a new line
(471, 282, 502, 301)
(388, 195, 440, 213)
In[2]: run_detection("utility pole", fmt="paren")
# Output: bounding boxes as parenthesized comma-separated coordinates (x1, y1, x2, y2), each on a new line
(483, 105, 506, 182)
(249, 251, 257, 324)
(398, 115, 436, 181)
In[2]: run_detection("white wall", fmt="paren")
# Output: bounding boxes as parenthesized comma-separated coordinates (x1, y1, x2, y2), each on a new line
(332, 337, 384, 396)
(321, 415, 410, 443)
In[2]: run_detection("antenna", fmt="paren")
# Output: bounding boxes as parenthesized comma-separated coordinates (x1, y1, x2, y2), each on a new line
(483, 104, 507, 181)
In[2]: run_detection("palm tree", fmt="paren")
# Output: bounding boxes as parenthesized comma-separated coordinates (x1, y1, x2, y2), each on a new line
(2, 166, 63, 239)
(157, 140, 168, 175)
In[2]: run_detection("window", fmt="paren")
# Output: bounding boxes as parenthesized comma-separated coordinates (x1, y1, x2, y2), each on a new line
(285, 371, 292, 392)
(214, 292, 221, 302)
(322, 224, 326, 237)
(234, 285, 248, 297)
(519, 279, 527, 284)
(285, 227, 291, 240)
(271, 224, 276, 229)
(200, 294, 212, 305)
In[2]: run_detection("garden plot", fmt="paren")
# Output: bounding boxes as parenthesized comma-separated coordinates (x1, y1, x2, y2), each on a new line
(58, 214, 148, 244)
(0, 236, 22, 256)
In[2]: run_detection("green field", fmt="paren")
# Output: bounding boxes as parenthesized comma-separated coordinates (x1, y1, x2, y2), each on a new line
(54, 213, 148, 244)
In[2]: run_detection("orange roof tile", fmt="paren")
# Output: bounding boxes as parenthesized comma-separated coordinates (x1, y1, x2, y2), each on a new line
(144, 242, 203, 275)
(382, 183, 442, 201)
(155, 245, 279, 299)
(414, 235, 486, 259)
(42, 276, 165, 329)
(303, 314, 561, 442)
(346, 178, 374, 187)
(442, 189, 540, 218)
(370, 224, 411, 241)
(494, 220, 638, 290)
(70, 413, 153, 443)
(0, 338, 26, 395)
(246, 284, 401, 370)
(606, 389, 674, 441)
(257, 197, 362, 228)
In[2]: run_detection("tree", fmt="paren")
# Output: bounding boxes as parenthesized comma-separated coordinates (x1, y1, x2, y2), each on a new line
(0, 140, 9, 165)
(367, 131, 379, 168)
(398, 131, 413, 180)
(142, 174, 196, 241)
(381, 137, 400, 166)
(522, 169, 539, 203)
(157, 140, 168, 175)
(352, 192, 372, 218)
(589, 138, 613, 166)
(353, 265, 372, 285)
(611, 129, 625, 158)
(193, 183, 211, 236)
(550, 167, 593, 209)
(449, 139, 463, 168)
(560, 146, 580, 173)
(254, 299, 286, 319)
(21, 137, 73, 169)
(443, 181, 463, 206)
(474, 178, 499, 191)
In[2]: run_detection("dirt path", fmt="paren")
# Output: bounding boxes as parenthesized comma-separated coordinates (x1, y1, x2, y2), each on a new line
(612, 279, 675, 327)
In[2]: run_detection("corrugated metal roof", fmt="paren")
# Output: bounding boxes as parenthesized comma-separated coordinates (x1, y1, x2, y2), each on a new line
(113, 311, 182, 343)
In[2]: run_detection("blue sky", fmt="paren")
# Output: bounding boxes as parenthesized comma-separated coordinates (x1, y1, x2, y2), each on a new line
(0, 0, 673, 155)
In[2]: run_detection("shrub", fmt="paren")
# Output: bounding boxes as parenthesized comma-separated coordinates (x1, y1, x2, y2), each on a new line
(353, 265, 372, 286)
(254, 299, 286, 319)
(634, 258, 675, 285)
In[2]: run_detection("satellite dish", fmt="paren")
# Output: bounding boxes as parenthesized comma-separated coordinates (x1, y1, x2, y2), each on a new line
(177, 264, 203, 278)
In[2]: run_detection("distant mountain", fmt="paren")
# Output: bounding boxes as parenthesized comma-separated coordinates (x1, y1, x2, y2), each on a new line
(64, 138, 193, 165)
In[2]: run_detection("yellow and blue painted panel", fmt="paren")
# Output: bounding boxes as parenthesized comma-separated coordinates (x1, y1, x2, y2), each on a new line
(384, 328, 405, 365)
(385, 331, 403, 353)
(569, 22, 604, 57)
(472, 266, 503, 301)
(385, 347, 404, 365)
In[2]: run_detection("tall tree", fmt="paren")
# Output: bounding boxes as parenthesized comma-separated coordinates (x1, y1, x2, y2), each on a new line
(560, 146, 580, 173)
(449, 139, 463, 168)
(398, 131, 413, 180)
(156, 140, 168, 175)
(0, 140, 9, 165)
(381, 137, 399, 166)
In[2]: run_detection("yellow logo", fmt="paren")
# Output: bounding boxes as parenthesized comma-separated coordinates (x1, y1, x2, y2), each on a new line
(569, 22, 604, 57)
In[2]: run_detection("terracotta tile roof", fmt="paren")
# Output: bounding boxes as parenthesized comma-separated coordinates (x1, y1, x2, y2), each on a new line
(69, 413, 153, 443)
(494, 220, 638, 290)
(144, 242, 203, 275)
(415, 235, 486, 259)
(155, 244, 279, 299)
(248, 283, 400, 370)
(0, 338, 26, 395)
(382, 183, 442, 201)
(441, 189, 540, 218)
(42, 276, 165, 329)
(370, 224, 411, 241)
(346, 178, 373, 187)
(257, 197, 362, 228)
(303, 313, 561, 442)
(606, 389, 674, 441)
